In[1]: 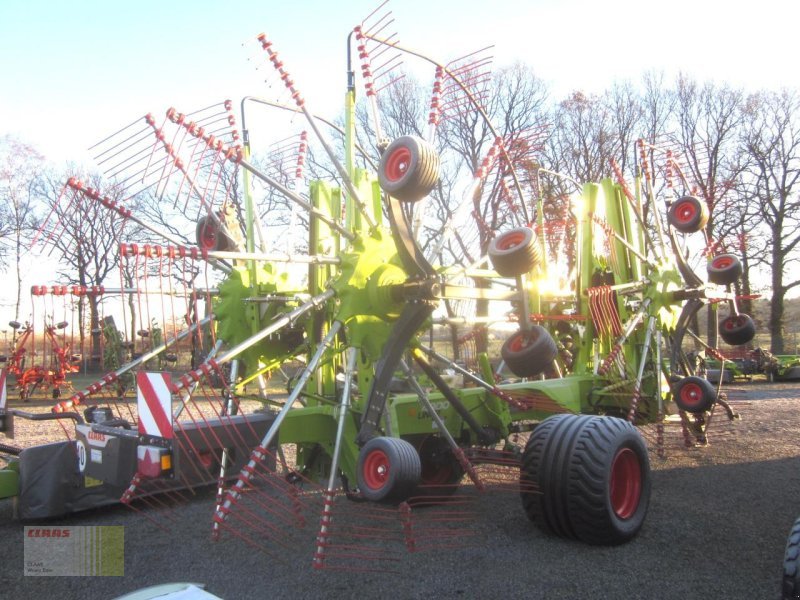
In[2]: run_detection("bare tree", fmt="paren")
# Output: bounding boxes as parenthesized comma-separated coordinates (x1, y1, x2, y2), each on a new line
(740, 89, 800, 353)
(0, 136, 44, 324)
(37, 172, 140, 367)
(671, 76, 746, 345)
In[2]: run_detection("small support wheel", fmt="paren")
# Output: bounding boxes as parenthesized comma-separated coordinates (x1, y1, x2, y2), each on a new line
(357, 436, 421, 503)
(719, 314, 756, 346)
(377, 136, 440, 203)
(671, 376, 716, 413)
(501, 326, 558, 377)
(707, 253, 743, 285)
(488, 227, 542, 277)
(667, 195, 709, 233)
(196, 215, 234, 251)
(520, 414, 651, 545)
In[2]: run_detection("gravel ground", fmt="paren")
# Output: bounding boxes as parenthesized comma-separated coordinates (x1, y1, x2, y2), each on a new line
(1, 381, 799, 600)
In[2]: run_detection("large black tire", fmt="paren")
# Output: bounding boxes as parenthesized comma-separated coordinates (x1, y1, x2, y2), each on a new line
(488, 227, 542, 277)
(501, 326, 558, 377)
(671, 375, 716, 413)
(783, 516, 800, 600)
(707, 253, 743, 285)
(520, 414, 651, 545)
(667, 195, 709, 233)
(357, 437, 421, 503)
(415, 435, 464, 497)
(196, 215, 234, 251)
(378, 136, 440, 203)
(719, 314, 756, 346)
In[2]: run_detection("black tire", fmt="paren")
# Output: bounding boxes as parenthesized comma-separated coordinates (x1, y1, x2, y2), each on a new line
(488, 227, 542, 277)
(719, 314, 756, 346)
(501, 326, 558, 377)
(196, 215, 234, 251)
(378, 136, 440, 203)
(520, 414, 651, 545)
(357, 437, 421, 503)
(671, 376, 716, 413)
(667, 195, 709, 233)
(707, 254, 743, 285)
(783, 516, 800, 600)
(415, 435, 464, 496)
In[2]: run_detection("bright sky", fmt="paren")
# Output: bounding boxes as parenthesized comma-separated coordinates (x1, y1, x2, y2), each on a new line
(1, 0, 798, 324)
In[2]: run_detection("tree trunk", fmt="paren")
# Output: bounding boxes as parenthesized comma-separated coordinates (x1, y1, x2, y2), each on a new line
(769, 229, 785, 354)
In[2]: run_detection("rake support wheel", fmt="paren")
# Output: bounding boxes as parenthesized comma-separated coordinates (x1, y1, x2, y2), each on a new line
(707, 254, 743, 286)
(501, 326, 558, 377)
(671, 376, 716, 413)
(357, 436, 421, 503)
(377, 135, 440, 203)
(667, 195, 709, 233)
(719, 314, 756, 346)
(488, 227, 542, 277)
(520, 414, 651, 545)
(196, 215, 234, 251)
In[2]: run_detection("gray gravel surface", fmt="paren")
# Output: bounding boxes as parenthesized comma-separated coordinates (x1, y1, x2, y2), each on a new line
(1, 382, 799, 600)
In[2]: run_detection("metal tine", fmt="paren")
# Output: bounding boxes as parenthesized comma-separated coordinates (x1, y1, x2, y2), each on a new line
(104, 143, 160, 180)
(89, 115, 150, 154)
(94, 126, 154, 167)
(374, 74, 406, 96)
(371, 52, 403, 81)
(360, 0, 391, 29)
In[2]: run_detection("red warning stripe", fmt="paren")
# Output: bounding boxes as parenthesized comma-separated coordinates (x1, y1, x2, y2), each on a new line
(136, 372, 173, 438)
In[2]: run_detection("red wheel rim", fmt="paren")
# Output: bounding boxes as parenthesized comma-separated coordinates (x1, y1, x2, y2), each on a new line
(496, 230, 525, 251)
(610, 448, 642, 519)
(508, 331, 535, 352)
(679, 382, 704, 408)
(384, 146, 412, 182)
(712, 256, 733, 270)
(724, 316, 744, 330)
(675, 199, 697, 223)
(198, 222, 218, 249)
(362, 449, 390, 490)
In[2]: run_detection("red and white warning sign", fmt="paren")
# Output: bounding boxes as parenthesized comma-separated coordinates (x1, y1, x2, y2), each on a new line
(136, 371, 173, 439)
(0, 368, 7, 411)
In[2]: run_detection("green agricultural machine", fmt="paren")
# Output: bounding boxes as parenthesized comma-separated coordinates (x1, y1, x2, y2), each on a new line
(0, 7, 755, 560)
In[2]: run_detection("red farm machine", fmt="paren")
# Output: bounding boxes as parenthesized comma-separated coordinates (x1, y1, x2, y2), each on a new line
(0, 2, 757, 571)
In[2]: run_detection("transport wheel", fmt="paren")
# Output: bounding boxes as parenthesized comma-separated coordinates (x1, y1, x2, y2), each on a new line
(667, 195, 709, 233)
(520, 414, 651, 545)
(783, 516, 800, 600)
(501, 326, 558, 377)
(488, 227, 542, 277)
(671, 376, 716, 413)
(357, 436, 421, 503)
(719, 314, 756, 346)
(377, 136, 440, 202)
(707, 253, 743, 285)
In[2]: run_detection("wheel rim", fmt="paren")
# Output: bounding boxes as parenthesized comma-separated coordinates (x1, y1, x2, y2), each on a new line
(679, 382, 704, 409)
(610, 448, 642, 520)
(362, 448, 390, 490)
(496, 230, 525, 251)
(675, 199, 697, 223)
(724, 316, 743, 331)
(383, 146, 411, 182)
(508, 331, 533, 352)
(711, 256, 733, 270)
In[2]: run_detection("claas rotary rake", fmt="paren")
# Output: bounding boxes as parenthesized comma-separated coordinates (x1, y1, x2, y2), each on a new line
(0, 3, 755, 567)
